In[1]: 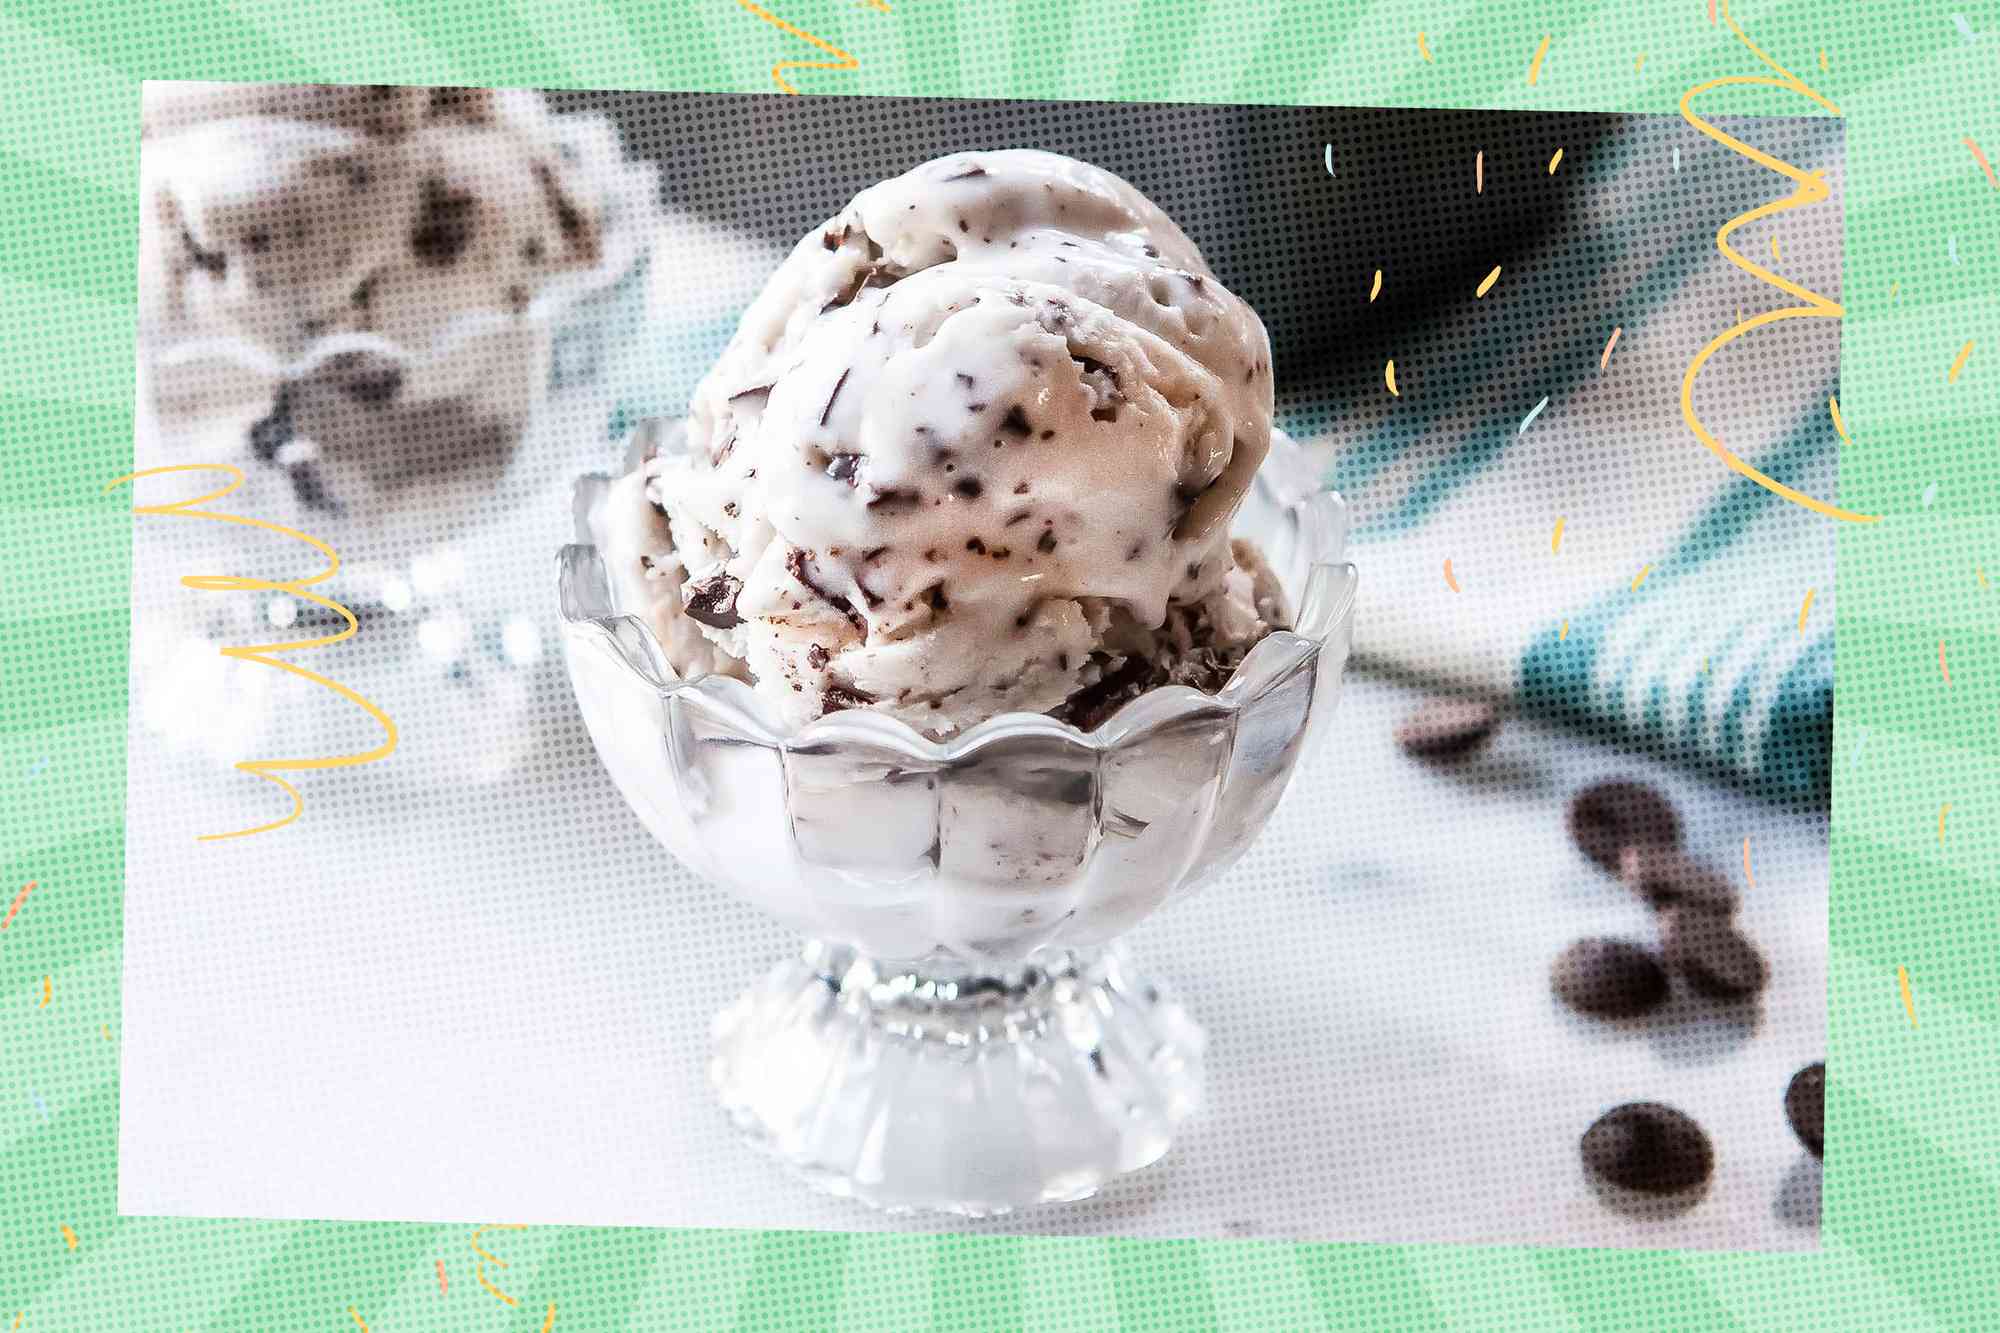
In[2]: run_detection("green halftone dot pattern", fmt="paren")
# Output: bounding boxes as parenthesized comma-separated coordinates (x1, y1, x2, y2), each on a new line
(0, 0, 1996, 1327)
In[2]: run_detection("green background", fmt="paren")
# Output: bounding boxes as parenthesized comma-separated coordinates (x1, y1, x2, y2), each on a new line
(2, 0, 1995, 1326)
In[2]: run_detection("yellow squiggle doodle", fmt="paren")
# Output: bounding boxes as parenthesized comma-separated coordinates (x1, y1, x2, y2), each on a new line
(1678, 2, 1877, 523)
(734, 0, 887, 95)
(106, 464, 397, 841)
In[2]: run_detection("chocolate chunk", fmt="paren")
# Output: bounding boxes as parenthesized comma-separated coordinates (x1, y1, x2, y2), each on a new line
(728, 383, 773, 403)
(866, 487, 919, 510)
(953, 478, 983, 499)
(862, 546, 888, 561)
(1568, 781, 1682, 874)
(921, 583, 948, 612)
(806, 644, 829, 670)
(1785, 1063, 1824, 1158)
(1004, 512, 1030, 527)
(821, 229, 841, 251)
(942, 164, 987, 181)
(1013, 481, 1031, 495)
(1619, 846, 1738, 915)
(1664, 907, 1768, 999)
(826, 452, 862, 484)
(530, 162, 592, 258)
(1052, 655, 1157, 732)
(1581, 1103, 1714, 1195)
(1551, 938, 1669, 1018)
(819, 368, 851, 427)
(410, 178, 477, 267)
(822, 682, 874, 713)
(999, 405, 1032, 437)
(683, 572, 744, 630)
(785, 548, 865, 632)
(966, 537, 986, 554)
(181, 229, 227, 278)
(1395, 698, 1501, 760)
(1037, 530, 1058, 554)
(247, 387, 294, 461)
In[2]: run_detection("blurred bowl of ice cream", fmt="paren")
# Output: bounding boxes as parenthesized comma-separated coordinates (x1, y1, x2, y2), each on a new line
(133, 82, 660, 561)
(559, 149, 1356, 1216)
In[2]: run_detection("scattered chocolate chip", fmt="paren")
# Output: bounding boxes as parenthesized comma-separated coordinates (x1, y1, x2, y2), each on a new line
(822, 682, 874, 713)
(1663, 907, 1768, 999)
(957, 218, 969, 233)
(530, 162, 590, 254)
(1013, 481, 1031, 495)
(1552, 938, 1669, 1018)
(785, 549, 865, 632)
(522, 237, 544, 263)
(1394, 698, 1501, 761)
(1057, 652, 1070, 671)
(1142, 244, 1160, 258)
(826, 452, 863, 484)
(247, 386, 294, 461)
(727, 383, 773, 403)
(244, 227, 271, 254)
(1619, 845, 1738, 915)
(1581, 1103, 1714, 1195)
(953, 478, 983, 499)
(1037, 530, 1058, 554)
(966, 401, 988, 413)
(955, 372, 975, 390)
(683, 572, 744, 630)
(410, 178, 478, 267)
(806, 644, 829, 670)
(819, 367, 851, 427)
(942, 164, 987, 181)
(989, 546, 1010, 559)
(821, 230, 840, 251)
(1040, 429, 1055, 441)
(1052, 654, 1155, 731)
(922, 583, 949, 612)
(1004, 512, 1030, 527)
(1125, 540, 1145, 560)
(866, 487, 919, 511)
(862, 546, 887, 562)
(722, 501, 738, 518)
(999, 405, 1033, 437)
(1568, 781, 1683, 874)
(1785, 1063, 1824, 1158)
(966, 537, 986, 554)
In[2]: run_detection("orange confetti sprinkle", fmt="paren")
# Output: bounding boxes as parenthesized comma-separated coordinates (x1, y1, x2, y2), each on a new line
(1636, 52, 1647, 73)
(477, 1264, 518, 1308)
(1948, 340, 1974, 383)
(1417, 31, 1432, 62)
(1385, 360, 1399, 396)
(1797, 587, 1815, 633)
(39, 976, 50, 1008)
(1548, 148, 1564, 174)
(1939, 803, 1951, 846)
(1, 880, 34, 930)
(1443, 559, 1460, 592)
(1899, 965, 1918, 1027)
(1979, 567, 1990, 589)
(1769, 233, 1781, 262)
(1967, 137, 2000, 191)
(1551, 517, 1566, 552)
(1369, 269, 1382, 302)
(1940, 639, 1952, 685)
(347, 1309, 369, 1333)
(1742, 836, 1755, 891)
(1475, 149, 1484, 194)
(1559, 619, 1570, 642)
(1527, 34, 1551, 85)
(1476, 265, 1501, 298)
(100, 1024, 110, 1042)
(1818, 49, 1827, 72)
(1828, 395, 1851, 445)
(1708, 0, 1716, 23)
(59, 1225, 77, 1251)
(543, 1303, 558, 1332)
(1630, 564, 1652, 592)
(1889, 279, 1900, 302)
(437, 1260, 448, 1295)
(1599, 326, 1622, 370)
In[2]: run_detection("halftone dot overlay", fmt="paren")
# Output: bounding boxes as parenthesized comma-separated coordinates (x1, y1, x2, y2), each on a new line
(2, 3, 1996, 1331)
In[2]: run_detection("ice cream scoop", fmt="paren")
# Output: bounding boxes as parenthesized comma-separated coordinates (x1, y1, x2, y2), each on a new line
(607, 149, 1285, 735)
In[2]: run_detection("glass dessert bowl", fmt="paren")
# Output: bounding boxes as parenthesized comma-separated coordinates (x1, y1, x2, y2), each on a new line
(560, 417, 1354, 1216)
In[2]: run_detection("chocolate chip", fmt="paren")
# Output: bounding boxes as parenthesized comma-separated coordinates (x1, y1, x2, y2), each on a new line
(966, 537, 985, 554)
(1125, 540, 1145, 560)
(826, 452, 862, 484)
(1013, 481, 1030, 495)
(957, 218, 969, 233)
(522, 237, 544, 263)
(530, 162, 590, 252)
(953, 478, 983, 499)
(866, 487, 919, 511)
(728, 383, 773, 403)
(410, 178, 477, 267)
(1785, 1063, 1824, 1158)
(822, 682, 874, 713)
(806, 644, 829, 670)
(821, 230, 840, 251)
(247, 386, 294, 461)
(819, 367, 850, 427)
(1003, 512, 1030, 528)
(1040, 429, 1055, 440)
(955, 372, 975, 390)
(999, 405, 1032, 437)
(683, 572, 744, 630)
(1552, 938, 1669, 1018)
(244, 227, 271, 254)
(942, 164, 987, 181)
(1619, 846, 1738, 915)
(181, 229, 226, 278)
(785, 548, 864, 632)
(922, 583, 949, 612)
(1394, 698, 1501, 761)
(1663, 907, 1767, 999)
(1581, 1103, 1714, 1195)
(1037, 530, 1058, 554)
(1568, 781, 1682, 874)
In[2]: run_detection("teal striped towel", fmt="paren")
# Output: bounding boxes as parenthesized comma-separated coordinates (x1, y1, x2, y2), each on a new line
(601, 116, 1841, 805)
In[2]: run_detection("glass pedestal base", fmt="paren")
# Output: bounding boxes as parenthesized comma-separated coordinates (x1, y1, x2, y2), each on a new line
(710, 940, 1205, 1217)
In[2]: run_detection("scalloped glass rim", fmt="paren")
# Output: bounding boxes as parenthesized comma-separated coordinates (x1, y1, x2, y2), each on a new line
(141, 110, 660, 379)
(556, 434, 1357, 758)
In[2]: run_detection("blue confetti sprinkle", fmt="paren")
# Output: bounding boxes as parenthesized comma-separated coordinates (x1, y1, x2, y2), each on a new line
(1850, 726, 1870, 771)
(25, 756, 48, 779)
(29, 1090, 49, 1120)
(1672, 147, 1681, 172)
(1323, 143, 1335, 177)
(1952, 13, 1979, 42)
(1949, 234, 1961, 265)
(1518, 395, 1551, 435)
(1922, 480, 1939, 508)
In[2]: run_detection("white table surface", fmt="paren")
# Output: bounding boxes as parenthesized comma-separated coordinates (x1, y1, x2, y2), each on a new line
(119, 466, 1826, 1250)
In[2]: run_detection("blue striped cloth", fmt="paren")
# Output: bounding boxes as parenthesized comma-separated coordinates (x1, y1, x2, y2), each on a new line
(602, 116, 1842, 805)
